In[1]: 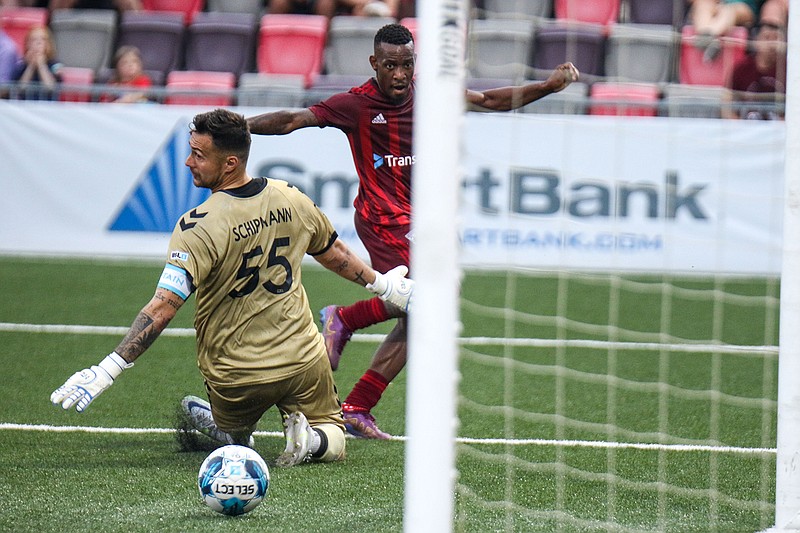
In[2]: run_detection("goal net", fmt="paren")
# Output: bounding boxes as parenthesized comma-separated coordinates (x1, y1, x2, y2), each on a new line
(406, 1, 796, 531)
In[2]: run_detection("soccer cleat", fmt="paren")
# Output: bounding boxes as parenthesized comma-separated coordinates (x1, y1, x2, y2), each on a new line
(343, 410, 391, 440)
(179, 395, 254, 448)
(319, 305, 353, 371)
(276, 412, 313, 467)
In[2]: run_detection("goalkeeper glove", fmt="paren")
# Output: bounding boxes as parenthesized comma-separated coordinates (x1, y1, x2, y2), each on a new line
(366, 265, 414, 312)
(50, 352, 132, 412)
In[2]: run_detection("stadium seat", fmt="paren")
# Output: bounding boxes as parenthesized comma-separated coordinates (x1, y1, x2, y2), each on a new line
(662, 82, 725, 118)
(49, 9, 117, 74)
(588, 81, 660, 116)
(207, 0, 263, 17)
(185, 11, 257, 77)
(678, 25, 748, 86)
(604, 23, 678, 83)
(466, 18, 535, 82)
(481, 0, 551, 20)
(554, 0, 620, 26)
(530, 20, 607, 81)
(0, 6, 48, 55)
(257, 14, 327, 87)
(325, 15, 394, 77)
(142, 0, 205, 24)
(117, 11, 186, 79)
(237, 72, 305, 107)
(306, 73, 367, 103)
(165, 70, 235, 105)
(520, 79, 589, 114)
(58, 66, 94, 103)
(627, 0, 685, 26)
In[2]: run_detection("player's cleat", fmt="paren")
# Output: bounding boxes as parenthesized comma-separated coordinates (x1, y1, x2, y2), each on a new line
(319, 305, 353, 371)
(276, 412, 314, 467)
(180, 395, 254, 448)
(343, 410, 391, 440)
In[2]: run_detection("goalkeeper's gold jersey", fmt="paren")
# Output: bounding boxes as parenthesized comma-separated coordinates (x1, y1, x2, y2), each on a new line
(165, 178, 336, 387)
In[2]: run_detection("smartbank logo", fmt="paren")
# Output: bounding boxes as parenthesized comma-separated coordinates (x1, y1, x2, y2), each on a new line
(108, 121, 210, 233)
(256, 159, 710, 222)
(373, 153, 417, 170)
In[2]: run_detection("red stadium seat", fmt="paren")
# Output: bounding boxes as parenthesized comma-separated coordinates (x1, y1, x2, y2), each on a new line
(58, 66, 94, 103)
(554, 0, 620, 26)
(257, 14, 327, 87)
(399, 16, 417, 43)
(679, 25, 748, 86)
(589, 81, 660, 116)
(0, 6, 48, 55)
(142, 0, 204, 24)
(165, 70, 235, 105)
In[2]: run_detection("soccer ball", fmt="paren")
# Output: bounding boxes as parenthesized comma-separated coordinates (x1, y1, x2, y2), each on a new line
(197, 445, 270, 516)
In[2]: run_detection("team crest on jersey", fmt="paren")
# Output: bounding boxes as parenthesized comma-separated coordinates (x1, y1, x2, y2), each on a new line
(170, 250, 189, 261)
(107, 120, 211, 233)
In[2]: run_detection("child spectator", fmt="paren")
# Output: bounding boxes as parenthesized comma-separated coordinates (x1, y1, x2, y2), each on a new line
(100, 46, 153, 103)
(11, 25, 62, 100)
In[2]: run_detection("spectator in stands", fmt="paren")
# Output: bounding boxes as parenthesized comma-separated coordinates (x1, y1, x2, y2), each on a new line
(268, 0, 337, 18)
(723, 0, 787, 119)
(337, 0, 399, 17)
(689, 0, 764, 61)
(0, 28, 20, 84)
(11, 25, 62, 100)
(47, 0, 140, 12)
(100, 46, 153, 103)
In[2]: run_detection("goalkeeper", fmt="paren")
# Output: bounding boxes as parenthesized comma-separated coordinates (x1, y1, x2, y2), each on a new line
(50, 109, 413, 467)
(246, 23, 579, 439)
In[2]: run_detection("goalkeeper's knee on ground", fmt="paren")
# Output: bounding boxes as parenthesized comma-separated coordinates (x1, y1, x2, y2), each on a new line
(310, 423, 346, 462)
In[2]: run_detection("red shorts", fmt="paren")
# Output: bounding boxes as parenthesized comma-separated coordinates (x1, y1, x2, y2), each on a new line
(354, 215, 410, 274)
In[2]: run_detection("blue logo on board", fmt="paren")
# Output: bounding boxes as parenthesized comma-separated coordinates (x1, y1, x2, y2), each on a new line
(108, 121, 210, 233)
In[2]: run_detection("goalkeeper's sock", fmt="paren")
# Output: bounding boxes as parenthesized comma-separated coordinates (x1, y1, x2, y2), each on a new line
(343, 369, 389, 412)
(338, 296, 391, 332)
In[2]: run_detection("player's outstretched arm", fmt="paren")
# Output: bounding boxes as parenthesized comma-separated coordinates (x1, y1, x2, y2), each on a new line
(246, 108, 320, 135)
(466, 62, 580, 112)
(50, 287, 185, 412)
(314, 239, 414, 312)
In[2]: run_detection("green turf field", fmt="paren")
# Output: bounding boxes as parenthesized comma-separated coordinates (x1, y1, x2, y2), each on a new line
(0, 257, 779, 532)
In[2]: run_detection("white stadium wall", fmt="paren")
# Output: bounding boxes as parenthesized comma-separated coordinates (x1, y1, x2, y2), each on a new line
(0, 101, 786, 274)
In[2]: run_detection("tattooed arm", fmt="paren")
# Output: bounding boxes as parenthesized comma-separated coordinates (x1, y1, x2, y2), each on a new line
(314, 238, 414, 313)
(314, 238, 376, 287)
(50, 287, 185, 412)
(113, 287, 185, 364)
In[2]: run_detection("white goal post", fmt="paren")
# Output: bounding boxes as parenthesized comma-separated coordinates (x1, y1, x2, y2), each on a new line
(404, 0, 467, 531)
(773, 1, 800, 530)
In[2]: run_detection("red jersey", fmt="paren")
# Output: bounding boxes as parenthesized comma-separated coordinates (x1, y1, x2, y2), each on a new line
(310, 78, 415, 228)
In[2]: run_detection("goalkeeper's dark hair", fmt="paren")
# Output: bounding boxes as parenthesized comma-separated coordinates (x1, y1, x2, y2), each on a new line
(374, 23, 413, 48)
(190, 108, 251, 164)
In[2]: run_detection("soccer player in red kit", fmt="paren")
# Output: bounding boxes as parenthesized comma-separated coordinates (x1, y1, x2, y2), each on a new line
(247, 24, 579, 439)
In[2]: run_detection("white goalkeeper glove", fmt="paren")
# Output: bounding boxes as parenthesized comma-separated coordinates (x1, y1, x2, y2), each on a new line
(366, 265, 414, 312)
(50, 352, 132, 412)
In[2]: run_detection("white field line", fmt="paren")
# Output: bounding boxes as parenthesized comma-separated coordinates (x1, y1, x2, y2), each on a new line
(0, 322, 778, 354)
(0, 423, 776, 455)
(2, 321, 776, 455)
